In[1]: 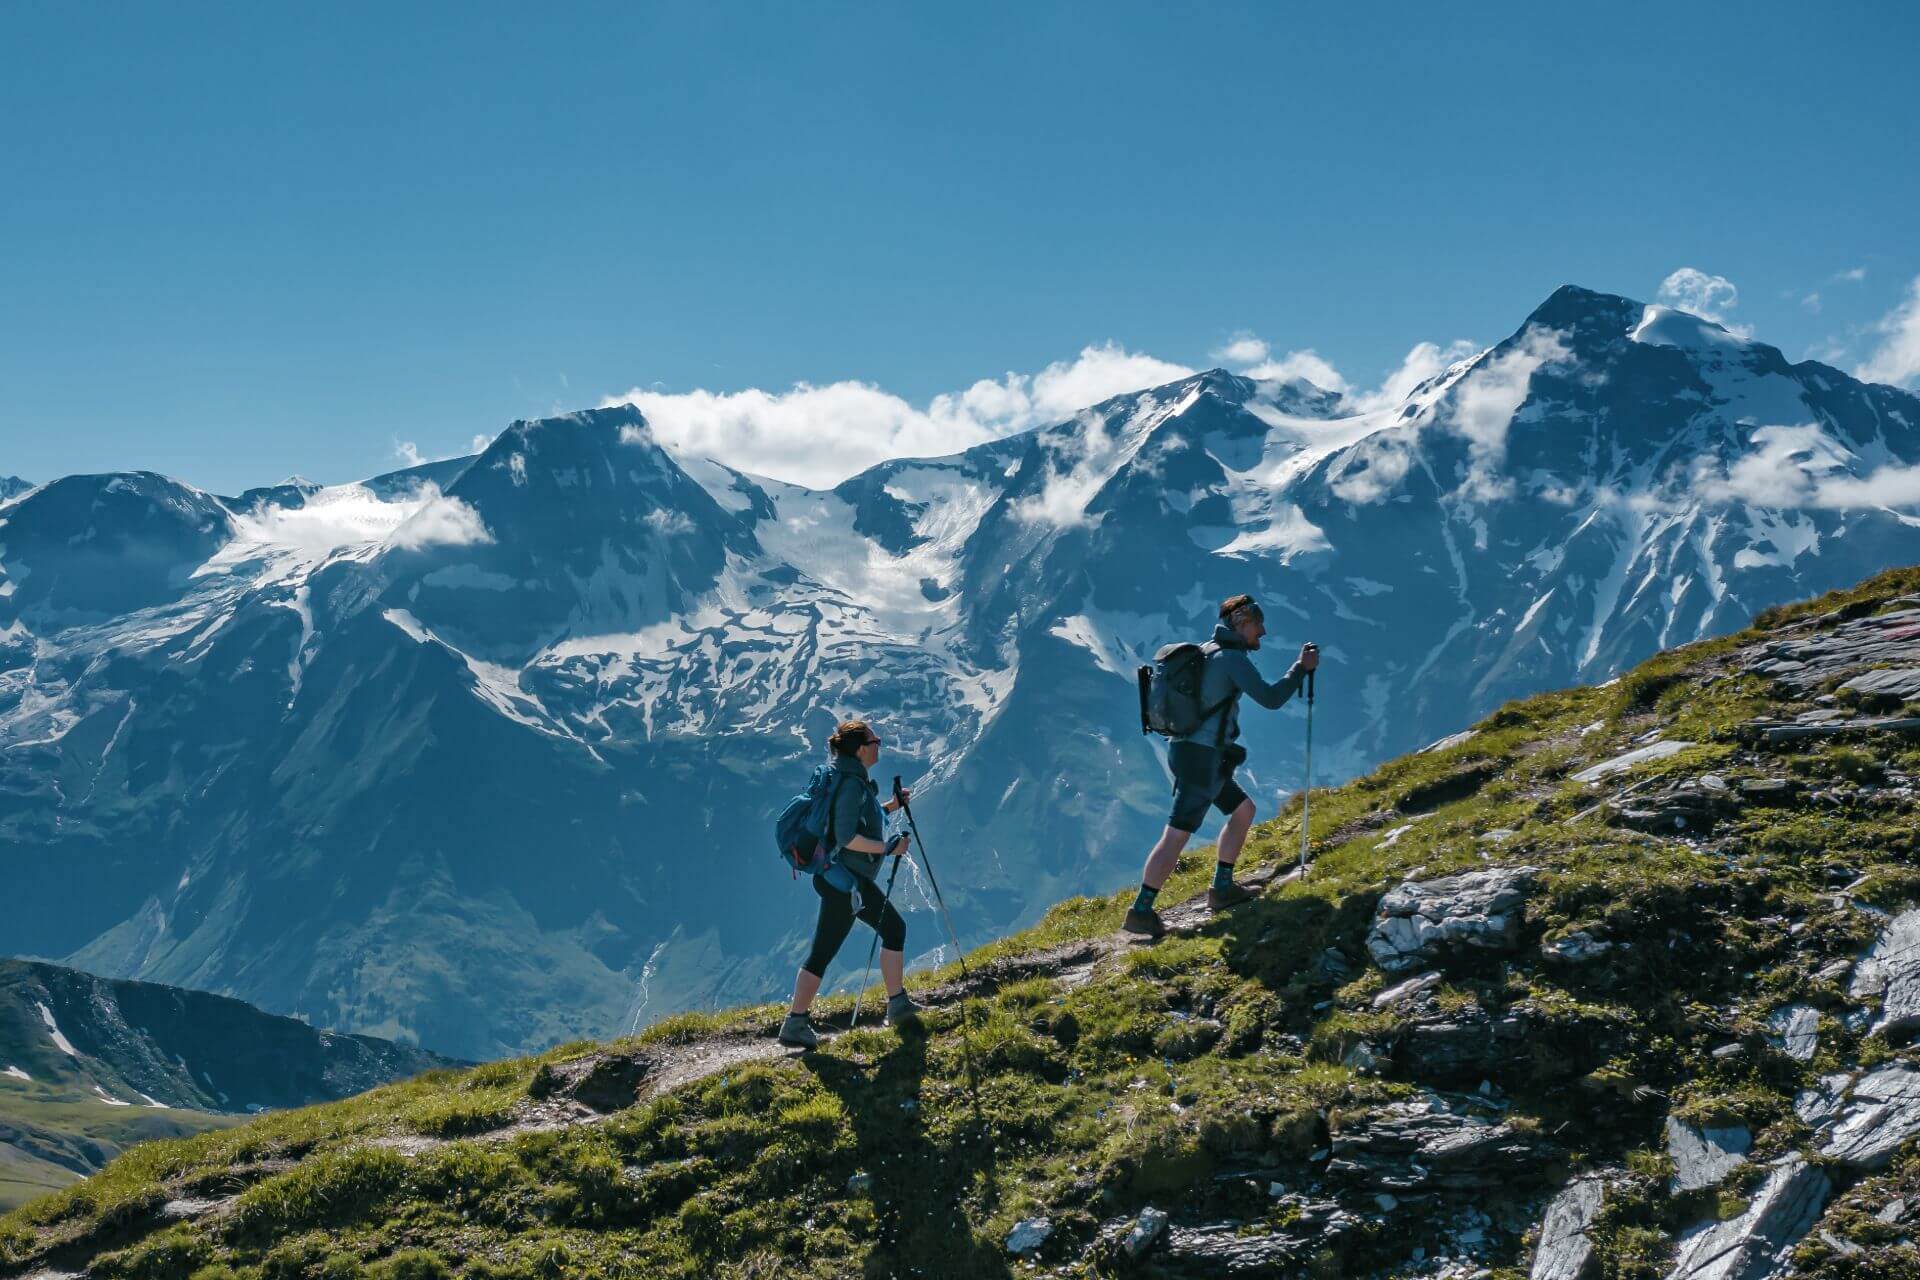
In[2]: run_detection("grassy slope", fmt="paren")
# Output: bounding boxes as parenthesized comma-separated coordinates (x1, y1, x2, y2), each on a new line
(5, 566, 1920, 1280)
(0, 1082, 239, 1214)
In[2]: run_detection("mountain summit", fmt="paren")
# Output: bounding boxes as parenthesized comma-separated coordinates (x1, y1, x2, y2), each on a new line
(3, 286, 1919, 1057)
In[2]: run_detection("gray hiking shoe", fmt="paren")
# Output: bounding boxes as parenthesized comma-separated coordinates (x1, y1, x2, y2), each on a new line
(1208, 881, 1256, 911)
(1122, 906, 1167, 938)
(777, 1013, 819, 1049)
(884, 991, 924, 1027)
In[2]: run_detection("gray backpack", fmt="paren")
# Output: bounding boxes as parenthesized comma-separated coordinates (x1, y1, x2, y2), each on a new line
(1137, 642, 1231, 739)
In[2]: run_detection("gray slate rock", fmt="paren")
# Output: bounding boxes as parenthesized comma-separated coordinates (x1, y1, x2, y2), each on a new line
(1665, 1116, 1750, 1192)
(1154, 1200, 1358, 1276)
(1817, 1065, 1920, 1170)
(1665, 1155, 1830, 1280)
(1006, 1217, 1051, 1255)
(1572, 741, 1693, 783)
(1401, 1008, 1530, 1084)
(1329, 1089, 1551, 1191)
(1849, 908, 1920, 1038)
(1531, 1177, 1607, 1280)
(1123, 1206, 1168, 1259)
(1764, 1005, 1819, 1062)
(1543, 931, 1613, 964)
(1368, 867, 1540, 974)
(1842, 667, 1920, 702)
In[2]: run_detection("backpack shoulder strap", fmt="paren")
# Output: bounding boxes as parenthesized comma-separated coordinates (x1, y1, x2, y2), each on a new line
(824, 771, 849, 849)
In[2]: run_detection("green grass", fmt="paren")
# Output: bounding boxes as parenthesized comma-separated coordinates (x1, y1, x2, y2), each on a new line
(8, 566, 1920, 1277)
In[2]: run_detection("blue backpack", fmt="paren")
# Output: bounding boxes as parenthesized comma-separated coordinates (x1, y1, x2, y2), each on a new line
(774, 765, 845, 877)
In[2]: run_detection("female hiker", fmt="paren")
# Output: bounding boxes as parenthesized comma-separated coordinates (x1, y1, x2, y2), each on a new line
(778, 719, 923, 1048)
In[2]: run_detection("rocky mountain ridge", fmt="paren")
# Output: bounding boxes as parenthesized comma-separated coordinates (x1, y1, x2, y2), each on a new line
(6, 566, 1920, 1278)
(0, 960, 454, 1213)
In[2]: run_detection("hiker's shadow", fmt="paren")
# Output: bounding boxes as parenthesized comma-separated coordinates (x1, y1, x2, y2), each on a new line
(803, 1026, 1013, 1280)
(1212, 883, 1375, 996)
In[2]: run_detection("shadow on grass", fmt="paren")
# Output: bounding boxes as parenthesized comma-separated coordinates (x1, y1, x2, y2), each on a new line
(1212, 887, 1378, 999)
(804, 1029, 1013, 1280)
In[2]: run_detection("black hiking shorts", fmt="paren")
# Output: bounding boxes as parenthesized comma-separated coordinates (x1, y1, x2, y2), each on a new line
(1167, 741, 1250, 833)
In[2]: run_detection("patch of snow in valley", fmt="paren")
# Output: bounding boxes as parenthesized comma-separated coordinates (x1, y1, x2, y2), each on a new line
(93, 1086, 131, 1106)
(3, 1065, 29, 1081)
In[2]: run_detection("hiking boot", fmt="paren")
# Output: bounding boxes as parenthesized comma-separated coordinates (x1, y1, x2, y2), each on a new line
(884, 991, 924, 1027)
(1122, 906, 1167, 938)
(777, 1013, 819, 1049)
(1208, 881, 1256, 911)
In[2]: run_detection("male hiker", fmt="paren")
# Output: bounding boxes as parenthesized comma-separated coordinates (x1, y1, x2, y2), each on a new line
(779, 720, 923, 1048)
(1125, 594, 1320, 938)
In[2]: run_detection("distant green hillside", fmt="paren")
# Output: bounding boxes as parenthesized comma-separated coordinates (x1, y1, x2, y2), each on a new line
(0, 961, 456, 1213)
(6, 567, 1920, 1278)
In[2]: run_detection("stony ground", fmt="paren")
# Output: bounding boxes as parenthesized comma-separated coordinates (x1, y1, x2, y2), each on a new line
(8, 567, 1920, 1280)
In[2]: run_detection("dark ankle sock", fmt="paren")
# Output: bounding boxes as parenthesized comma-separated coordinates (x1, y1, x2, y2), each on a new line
(1213, 861, 1236, 891)
(1132, 884, 1159, 913)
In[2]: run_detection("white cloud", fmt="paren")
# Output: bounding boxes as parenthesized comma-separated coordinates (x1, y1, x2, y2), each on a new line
(1656, 267, 1750, 335)
(470, 433, 494, 455)
(394, 440, 426, 467)
(1695, 422, 1920, 511)
(1854, 275, 1920, 388)
(1216, 328, 1484, 411)
(1801, 292, 1822, 313)
(603, 343, 1194, 489)
(387, 486, 494, 550)
(1328, 434, 1415, 504)
(1817, 463, 1920, 509)
(228, 481, 493, 559)
(1349, 340, 1480, 413)
(1245, 349, 1350, 393)
(1448, 326, 1573, 501)
(1836, 266, 1868, 283)
(1212, 331, 1271, 366)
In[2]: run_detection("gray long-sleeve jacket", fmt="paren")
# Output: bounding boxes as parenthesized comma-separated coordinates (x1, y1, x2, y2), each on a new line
(1177, 622, 1308, 748)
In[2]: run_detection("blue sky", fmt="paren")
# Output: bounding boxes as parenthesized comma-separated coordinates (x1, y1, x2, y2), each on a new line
(3, 1, 1917, 493)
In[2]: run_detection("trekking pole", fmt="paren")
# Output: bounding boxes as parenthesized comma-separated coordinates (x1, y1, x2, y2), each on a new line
(851, 829, 906, 1031)
(1298, 652, 1317, 879)
(892, 777, 981, 1095)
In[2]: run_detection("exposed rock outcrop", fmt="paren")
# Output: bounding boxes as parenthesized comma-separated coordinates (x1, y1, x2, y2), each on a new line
(1367, 867, 1539, 974)
(1530, 1176, 1607, 1280)
(1664, 1156, 1829, 1280)
(1665, 1117, 1750, 1193)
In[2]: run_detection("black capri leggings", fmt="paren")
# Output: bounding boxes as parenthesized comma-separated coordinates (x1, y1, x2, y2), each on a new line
(803, 874, 906, 977)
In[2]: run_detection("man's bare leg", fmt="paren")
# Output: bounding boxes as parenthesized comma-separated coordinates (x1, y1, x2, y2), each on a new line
(1125, 827, 1191, 937)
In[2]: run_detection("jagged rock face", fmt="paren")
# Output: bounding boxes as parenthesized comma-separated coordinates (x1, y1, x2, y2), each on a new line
(1531, 1177, 1607, 1280)
(1802, 1066, 1920, 1171)
(0, 959, 453, 1114)
(1666, 1157, 1830, 1280)
(1766, 1004, 1820, 1062)
(1849, 908, 1920, 1039)
(6, 284, 1920, 1057)
(1666, 1117, 1751, 1193)
(0, 472, 233, 624)
(1367, 867, 1539, 974)
(1328, 1090, 1553, 1192)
